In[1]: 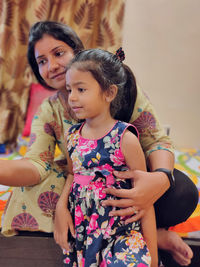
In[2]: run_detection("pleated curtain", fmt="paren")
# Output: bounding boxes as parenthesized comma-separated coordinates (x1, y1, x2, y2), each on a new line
(0, 0, 125, 146)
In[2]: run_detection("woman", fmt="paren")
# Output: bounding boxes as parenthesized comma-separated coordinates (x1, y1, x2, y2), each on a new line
(0, 21, 198, 266)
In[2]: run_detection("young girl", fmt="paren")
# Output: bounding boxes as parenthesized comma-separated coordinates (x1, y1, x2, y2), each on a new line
(58, 48, 158, 266)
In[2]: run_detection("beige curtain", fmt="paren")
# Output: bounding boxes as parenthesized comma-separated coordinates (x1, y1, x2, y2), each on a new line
(0, 0, 125, 146)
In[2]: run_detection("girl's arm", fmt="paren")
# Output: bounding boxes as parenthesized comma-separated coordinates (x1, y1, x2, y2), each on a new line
(54, 172, 75, 250)
(54, 131, 75, 250)
(141, 206, 158, 267)
(122, 130, 158, 267)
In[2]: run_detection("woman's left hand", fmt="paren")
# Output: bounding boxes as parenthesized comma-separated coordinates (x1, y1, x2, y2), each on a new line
(102, 169, 169, 222)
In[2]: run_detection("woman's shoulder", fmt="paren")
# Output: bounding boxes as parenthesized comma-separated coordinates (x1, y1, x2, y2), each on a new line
(39, 91, 61, 111)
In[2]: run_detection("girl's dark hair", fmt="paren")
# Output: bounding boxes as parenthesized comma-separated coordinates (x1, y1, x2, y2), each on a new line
(27, 21, 84, 90)
(67, 49, 137, 122)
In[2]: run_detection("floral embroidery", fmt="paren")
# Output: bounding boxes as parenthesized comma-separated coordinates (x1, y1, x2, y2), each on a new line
(133, 111, 156, 135)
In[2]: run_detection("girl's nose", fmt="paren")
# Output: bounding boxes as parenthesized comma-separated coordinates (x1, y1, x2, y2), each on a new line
(68, 90, 77, 102)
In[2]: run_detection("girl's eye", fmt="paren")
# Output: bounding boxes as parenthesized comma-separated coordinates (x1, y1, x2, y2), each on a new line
(66, 88, 72, 94)
(78, 88, 85, 93)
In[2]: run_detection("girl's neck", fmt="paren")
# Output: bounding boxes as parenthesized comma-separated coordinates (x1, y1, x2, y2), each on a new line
(81, 115, 117, 140)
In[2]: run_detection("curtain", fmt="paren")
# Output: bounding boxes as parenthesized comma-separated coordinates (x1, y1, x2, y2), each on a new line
(0, 0, 125, 147)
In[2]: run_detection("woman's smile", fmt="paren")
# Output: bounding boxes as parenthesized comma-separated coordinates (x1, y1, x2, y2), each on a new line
(50, 71, 66, 81)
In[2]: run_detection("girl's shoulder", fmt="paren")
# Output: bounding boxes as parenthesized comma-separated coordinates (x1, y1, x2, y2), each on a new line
(116, 121, 139, 138)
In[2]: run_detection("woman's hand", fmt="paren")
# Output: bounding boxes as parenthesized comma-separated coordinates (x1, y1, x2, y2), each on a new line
(54, 202, 75, 251)
(102, 169, 170, 222)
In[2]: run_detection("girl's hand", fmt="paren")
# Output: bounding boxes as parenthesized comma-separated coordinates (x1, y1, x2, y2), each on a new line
(54, 203, 75, 251)
(102, 169, 169, 222)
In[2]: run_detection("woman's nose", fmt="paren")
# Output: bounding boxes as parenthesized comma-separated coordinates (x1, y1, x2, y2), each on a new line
(48, 57, 59, 72)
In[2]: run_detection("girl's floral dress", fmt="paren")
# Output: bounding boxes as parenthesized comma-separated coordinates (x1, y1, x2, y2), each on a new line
(63, 121, 151, 267)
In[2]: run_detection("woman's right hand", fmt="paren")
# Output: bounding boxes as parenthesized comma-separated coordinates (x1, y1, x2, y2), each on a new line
(54, 202, 75, 251)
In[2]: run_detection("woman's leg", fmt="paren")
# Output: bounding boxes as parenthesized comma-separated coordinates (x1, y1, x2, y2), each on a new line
(154, 168, 199, 228)
(155, 169, 199, 266)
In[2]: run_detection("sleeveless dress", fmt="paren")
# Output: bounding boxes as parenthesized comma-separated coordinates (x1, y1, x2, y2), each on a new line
(64, 121, 151, 267)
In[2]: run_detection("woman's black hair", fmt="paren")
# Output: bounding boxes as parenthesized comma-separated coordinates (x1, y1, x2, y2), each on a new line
(27, 21, 84, 90)
(67, 49, 137, 123)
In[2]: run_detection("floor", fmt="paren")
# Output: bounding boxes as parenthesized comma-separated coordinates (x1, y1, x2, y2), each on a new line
(0, 233, 63, 267)
(0, 233, 200, 267)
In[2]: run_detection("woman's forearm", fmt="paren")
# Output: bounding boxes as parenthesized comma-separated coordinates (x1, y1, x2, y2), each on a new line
(0, 158, 40, 186)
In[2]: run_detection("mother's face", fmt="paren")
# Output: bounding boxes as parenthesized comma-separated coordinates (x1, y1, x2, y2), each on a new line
(34, 34, 74, 90)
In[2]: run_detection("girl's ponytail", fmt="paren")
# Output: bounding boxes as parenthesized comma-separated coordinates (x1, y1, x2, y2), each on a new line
(114, 64, 137, 123)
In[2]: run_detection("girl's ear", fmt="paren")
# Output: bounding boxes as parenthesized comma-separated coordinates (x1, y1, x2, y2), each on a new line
(105, 85, 118, 102)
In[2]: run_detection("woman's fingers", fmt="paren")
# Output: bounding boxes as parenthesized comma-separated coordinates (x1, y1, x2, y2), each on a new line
(102, 197, 134, 208)
(108, 206, 145, 223)
(124, 210, 145, 224)
(103, 187, 135, 199)
(113, 170, 135, 179)
(109, 206, 138, 217)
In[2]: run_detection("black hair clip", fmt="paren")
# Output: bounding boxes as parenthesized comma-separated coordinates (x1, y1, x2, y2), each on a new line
(115, 47, 125, 62)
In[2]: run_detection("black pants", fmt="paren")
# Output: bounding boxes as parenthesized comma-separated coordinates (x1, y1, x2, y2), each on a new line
(154, 168, 199, 229)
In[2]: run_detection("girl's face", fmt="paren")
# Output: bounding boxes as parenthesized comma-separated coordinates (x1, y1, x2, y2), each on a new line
(66, 68, 110, 121)
(34, 34, 74, 90)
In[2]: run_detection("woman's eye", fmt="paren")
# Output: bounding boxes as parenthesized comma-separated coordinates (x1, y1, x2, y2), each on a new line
(37, 59, 46, 66)
(55, 51, 64, 57)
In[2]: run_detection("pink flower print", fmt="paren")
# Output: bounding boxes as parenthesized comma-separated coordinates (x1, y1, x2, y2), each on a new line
(110, 135, 117, 144)
(100, 259, 107, 267)
(78, 138, 97, 155)
(91, 182, 106, 200)
(64, 257, 71, 264)
(137, 264, 148, 267)
(88, 160, 92, 167)
(87, 213, 99, 234)
(106, 173, 115, 186)
(77, 251, 85, 267)
(108, 251, 112, 258)
(103, 217, 115, 238)
(97, 187, 106, 200)
(98, 163, 113, 173)
(110, 148, 124, 165)
(75, 205, 84, 226)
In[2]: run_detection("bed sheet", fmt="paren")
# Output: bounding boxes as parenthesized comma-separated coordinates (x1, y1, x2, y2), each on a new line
(0, 137, 200, 239)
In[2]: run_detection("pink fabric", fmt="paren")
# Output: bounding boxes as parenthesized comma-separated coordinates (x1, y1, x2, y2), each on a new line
(22, 83, 55, 136)
(74, 174, 115, 186)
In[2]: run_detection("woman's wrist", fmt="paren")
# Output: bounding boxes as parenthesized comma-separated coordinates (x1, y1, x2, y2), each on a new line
(153, 171, 170, 191)
(154, 168, 175, 188)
